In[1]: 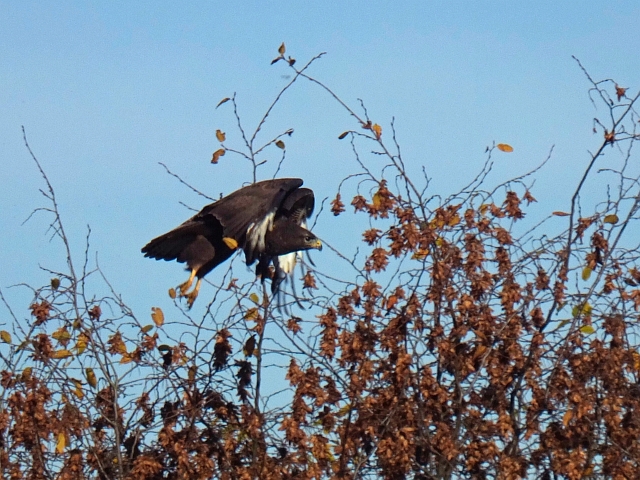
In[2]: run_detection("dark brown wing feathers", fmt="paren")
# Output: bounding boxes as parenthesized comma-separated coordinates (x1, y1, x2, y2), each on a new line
(141, 178, 315, 281)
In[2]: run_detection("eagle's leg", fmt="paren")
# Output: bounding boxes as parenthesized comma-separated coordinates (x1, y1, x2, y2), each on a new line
(178, 268, 197, 295)
(185, 278, 202, 309)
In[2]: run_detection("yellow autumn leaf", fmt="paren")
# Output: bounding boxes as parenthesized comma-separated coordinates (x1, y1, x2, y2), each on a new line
(603, 214, 619, 224)
(85, 368, 97, 388)
(245, 307, 259, 321)
(72, 379, 84, 399)
(372, 123, 382, 139)
(372, 193, 382, 207)
(216, 129, 226, 142)
(249, 293, 260, 304)
(580, 325, 595, 335)
(582, 267, 592, 281)
(120, 353, 133, 365)
(497, 143, 514, 152)
(151, 307, 164, 328)
(0, 330, 11, 344)
(75, 332, 89, 355)
(572, 303, 592, 317)
(52, 328, 71, 342)
(51, 277, 60, 290)
(211, 148, 226, 164)
(56, 432, 66, 454)
(275, 140, 285, 149)
(447, 214, 461, 227)
(412, 248, 429, 260)
(52, 349, 73, 359)
(168, 288, 177, 299)
(21, 367, 33, 381)
(633, 352, 640, 371)
(141, 324, 154, 333)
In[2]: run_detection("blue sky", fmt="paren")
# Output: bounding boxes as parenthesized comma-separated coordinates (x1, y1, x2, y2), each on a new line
(2, 2, 639, 320)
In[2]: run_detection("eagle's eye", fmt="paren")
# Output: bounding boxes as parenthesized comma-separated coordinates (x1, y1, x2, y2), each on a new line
(305, 235, 313, 242)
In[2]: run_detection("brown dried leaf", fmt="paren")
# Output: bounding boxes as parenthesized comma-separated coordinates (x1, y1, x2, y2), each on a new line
(331, 193, 345, 216)
(604, 129, 615, 144)
(211, 148, 226, 164)
(216, 97, 230, 108)
(88, 305, 102, 320)
(243, 335, 256, 357)
(497, 143, 514, 152)
(216, 129, 226, 142)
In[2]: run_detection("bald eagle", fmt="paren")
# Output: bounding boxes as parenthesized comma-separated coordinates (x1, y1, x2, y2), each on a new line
(141, 178, 322, 307)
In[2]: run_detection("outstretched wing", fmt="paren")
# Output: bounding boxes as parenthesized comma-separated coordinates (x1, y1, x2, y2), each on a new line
(141, 213, 233, 276)
(142, 178, 305, 278)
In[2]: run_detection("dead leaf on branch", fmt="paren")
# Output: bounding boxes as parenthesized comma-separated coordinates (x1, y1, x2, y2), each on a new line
(151, 307, 164, 328)
(216, 97, 230, 108)
(212, 148, 226, 164)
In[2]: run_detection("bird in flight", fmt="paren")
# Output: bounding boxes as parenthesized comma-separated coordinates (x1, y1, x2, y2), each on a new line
(142, 178, 322, 307)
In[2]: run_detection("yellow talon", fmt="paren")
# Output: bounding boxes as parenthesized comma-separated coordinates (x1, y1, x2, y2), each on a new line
(179, 269, 197, 295)
(185, 278, 202, 309)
